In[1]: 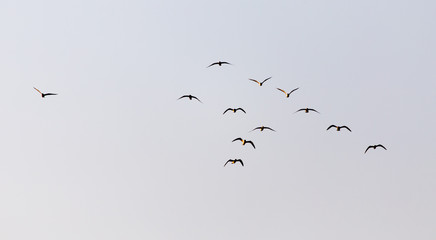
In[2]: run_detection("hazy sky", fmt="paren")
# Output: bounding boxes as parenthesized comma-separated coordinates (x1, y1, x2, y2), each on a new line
(1, 0, 435, 239)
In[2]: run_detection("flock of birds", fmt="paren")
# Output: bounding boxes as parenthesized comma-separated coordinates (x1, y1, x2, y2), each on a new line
(33, 60, 387, 167)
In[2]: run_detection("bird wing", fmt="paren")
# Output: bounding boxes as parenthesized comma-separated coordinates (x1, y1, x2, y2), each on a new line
(264, 127, 275, 131)
(289, 87, 299, 94)
(295, 108, 306, 113)
(221, 61, 231, 65)
(246, 141, 256, 149)
(236, 108, 246, 113)
(192, 96, 202, 103)
(207, 62, 218, 67)
(376, 144, 387, 150)
(342, 126, 352, 132)
(249, 79, 260, 84)
(224, 160, 232, 167)
(44, 93, 57, 96)
(277, 88, 287, 95)
(177, 95, 189, 100)
(223, 108, 233, 114)
(250, 127, 261, 132)
(327, 125, 336, 131)
(33, 87, 42, 95)
(364, 146, 372, 153)
(261, 77, 272, 84)
(232, 138, 243, 142)
(237, 159, 244, 166)
(308, 108, 319, 113)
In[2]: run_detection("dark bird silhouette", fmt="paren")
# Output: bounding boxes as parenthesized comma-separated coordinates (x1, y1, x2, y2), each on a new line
(178, 95, 202, 103)
(207, 61, 231, 68)
(33, 87, 57, 98)
(223, 108, 246, 114)
(365, 144, 387, 153)
(232, 138, 256, 149)
(327, 125, 352, 132)
(251, 126, 275, 132)
(249, 77, 271, 86)
(295, 108, 319, 114)
(224, 159, 244, 167)
(277, 87, 299, 98)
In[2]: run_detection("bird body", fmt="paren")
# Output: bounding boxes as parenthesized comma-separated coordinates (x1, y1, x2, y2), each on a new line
(232, 138, 256, 149)
(249, 77, 271, 86)
(327, 125, 352, 132)
(178, 95, 202, 103)
(277, 87, 299, 98)
(33, 87, 57, 98)
(223, 108, 246, 114)
(365, 144, 387, 153)
(207, 61, 231, 67)
(295, 108, 319, 113)
(224, 159, 244, 167)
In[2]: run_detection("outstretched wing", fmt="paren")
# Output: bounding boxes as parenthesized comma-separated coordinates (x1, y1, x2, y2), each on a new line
(246, 140, 256, 149)
(264, 127, 275, 132)
(236, 108, 246, 113)
(289, 87, 299, 95)
(277, 88, 287, 95)
(223, 108, 233, 114)
(261, 77, 272, 84)
(308, 108, 319, 113)
(191, 96, 202, 103)
(44, 93, 57, 96)
(236, 159, 244, 166)
(295, 108, 306, 113)
(341, 126, 352, 132)
(224, 160, 233, 167)
(220, 61, 231, 65)
(33, 87, 42, 95)
(327, 125, 336, 131)
(376, 144, 387, 150)
(364, 146, 372, 154)
(250, 127, 262, 132)
(207, 62, 218, 68)
(232, 138, 243, 142)
(177, 95, 189, 100)
(249, 79, 260, 84)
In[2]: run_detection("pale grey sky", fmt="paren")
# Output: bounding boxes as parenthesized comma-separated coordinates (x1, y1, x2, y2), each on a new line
(0, 0, 435, 239)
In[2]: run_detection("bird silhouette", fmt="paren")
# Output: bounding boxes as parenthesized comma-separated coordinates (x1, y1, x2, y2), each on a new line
(207, 61, 231, 68)
(178, 95, 202, 103)
(295, 108, 319, 114)
(249, 77, 271, 86)
(327, 125, 352, 132)
(224, 159, 244, 167)
(33, 87, 57, 98)
(365, 144, 387, 153)
(277, 87, 299, 98)
(251, 126, 275, 132)
(232, 138, 256, 149)
(223, 108, 246, 114)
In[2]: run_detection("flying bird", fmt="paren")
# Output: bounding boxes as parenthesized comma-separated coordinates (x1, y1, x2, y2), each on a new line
(178, 95, 202, 103)
(232, 138, 256, 149)
(327, 125, 352, 132)
(224, 159, 244, 167)
(223, 108, 246, 114)
(249, 77, 271, 86)
(33, 87, 57, 98)
(207, 61, 231, 68)
(295, 108, 319, 114)
(364, 144, 387, 154)
(251, 126, 275, 132)
(277, 87, 299, 98)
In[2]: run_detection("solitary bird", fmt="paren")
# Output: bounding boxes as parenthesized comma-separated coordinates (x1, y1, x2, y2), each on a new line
(224, 159, 244, 167)
(365, 144, 387, 154)
(251, 126, 275, 132)
(178, 95, 202, 103)
(232, 138, 256, 149)
(207, 61, 231, 68)
(33, 87, 57, 98)
(327, 125, 352, 132)
(223, 108, 246, 114)
(249, 77, 271, 86)
(295, 108, 319, 114)
(277, 87, 299, 98)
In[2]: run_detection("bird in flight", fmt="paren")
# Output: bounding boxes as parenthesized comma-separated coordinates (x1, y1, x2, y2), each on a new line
(295, 108, 319, 114)
(277, 87, 299, 98)
(251, 126, 275, 132)
(33, 87, 57, 98)
(327, 125, 352, 132)
(364, 144, 387, 154)
(223, 108, 246, 114)
(232, 138, 256, 149)
(207, 61, 231, 68)
(249, 77, 271, 86)
(178, 95, 202, 103)
(224, 159, 244, 167)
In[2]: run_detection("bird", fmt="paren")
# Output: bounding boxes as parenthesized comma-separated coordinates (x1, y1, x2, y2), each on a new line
(224, 159, 244, 167)
(178, 95, 202, 103)
(232, 138, 256, 149)
(251, 126, 275, 132)
(249, 77, 271, 86)
(33, 87, 57, 98)
(327, 125, 352, 132)
(364, 144, 387, 153)
(223, 108, 246, 114)
(295, 108, 319, 113)
(277, 87, 299, 98)
(207, 61, 231, 67)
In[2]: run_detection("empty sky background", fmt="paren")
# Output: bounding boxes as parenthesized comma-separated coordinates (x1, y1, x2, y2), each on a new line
(1, 0, 435, 239)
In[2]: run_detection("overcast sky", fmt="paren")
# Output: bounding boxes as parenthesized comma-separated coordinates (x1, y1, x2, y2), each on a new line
(0, 0, 435, 239)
